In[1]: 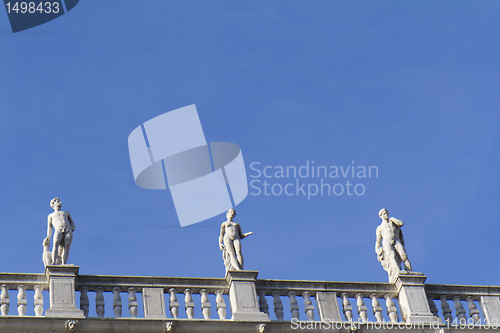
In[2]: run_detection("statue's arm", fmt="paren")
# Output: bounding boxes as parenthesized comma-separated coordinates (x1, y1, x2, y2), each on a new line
(219, 224, 225, 249)
(46, 215, 53, 242)
(390, 217, 403, 227)
(68, 213, 76, 231)
(375, 227, 383, 255)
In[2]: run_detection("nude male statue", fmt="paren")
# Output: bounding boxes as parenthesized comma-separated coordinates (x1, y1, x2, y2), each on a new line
(375, 208, 412, 281)
(44, 197, 76, 265)
(219, 209, 253, 272)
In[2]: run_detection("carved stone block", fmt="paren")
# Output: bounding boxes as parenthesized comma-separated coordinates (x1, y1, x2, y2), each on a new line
(395, 272, 441, 324)
(143, 287, 167, 319)
(45, 265, 85, 318)
(316, 292, 342, 322)
(226, 271, 270, 321)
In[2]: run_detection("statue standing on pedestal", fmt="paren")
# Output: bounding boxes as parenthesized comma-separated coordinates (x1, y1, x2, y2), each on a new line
(219, 209, 253, 272)
(375, 208, 412, 281)
(44, 197, 76, 266)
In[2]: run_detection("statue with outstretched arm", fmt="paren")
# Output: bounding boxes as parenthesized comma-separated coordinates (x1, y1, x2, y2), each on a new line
(219, 208, 253, 272)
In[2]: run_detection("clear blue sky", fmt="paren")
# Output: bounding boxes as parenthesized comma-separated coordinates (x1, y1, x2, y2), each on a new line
(1, 1, 499, 289)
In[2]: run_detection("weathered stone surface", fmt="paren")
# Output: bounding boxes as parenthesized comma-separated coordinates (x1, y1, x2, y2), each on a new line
(44, 266, 84, 318)
(480, 296, 500, 324)
(395, 273, 441, 324)
(226, 271, 270, 322)
(142, 287, 167, 319)
(316, 291, 342, 321)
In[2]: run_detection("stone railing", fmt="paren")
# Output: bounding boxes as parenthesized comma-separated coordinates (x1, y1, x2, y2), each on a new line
(1, 268, 500, 328)
(76, 273, 229, 319)
(425, 284, 500, 325)
(256, 279, 399, 323)
(0, 273, 47, 317)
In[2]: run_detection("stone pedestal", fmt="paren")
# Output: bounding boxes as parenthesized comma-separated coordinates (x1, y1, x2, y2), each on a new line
(45, 265, 85, 318)
(480, 296, 500, 324)
(225, 271, 270, 321)
(142, 287, 167, 319)
(394, 272, 441, 324)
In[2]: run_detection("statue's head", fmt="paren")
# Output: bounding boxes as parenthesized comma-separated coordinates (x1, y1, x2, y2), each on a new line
(226, 208, 236, 219)
(379, 208, 388, 219)
(50, 197, 62, 210)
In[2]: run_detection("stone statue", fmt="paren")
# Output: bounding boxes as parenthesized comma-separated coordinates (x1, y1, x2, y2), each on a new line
(375, 208, 412, 281)
(44, 197, 76, 265)
(219, 208, 253, 272)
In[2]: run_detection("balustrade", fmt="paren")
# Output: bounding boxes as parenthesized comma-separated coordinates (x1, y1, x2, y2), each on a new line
(0, 271, 498, 327)
(0, 275, 48, 317)
(424, 284, 500, 326)
(255, 281, 404, 323)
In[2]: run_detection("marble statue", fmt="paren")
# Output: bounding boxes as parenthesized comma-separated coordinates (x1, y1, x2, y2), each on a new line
(375, 208, 412, 281)
(44, 197, 76, 265)
(219, 209, 253, 272)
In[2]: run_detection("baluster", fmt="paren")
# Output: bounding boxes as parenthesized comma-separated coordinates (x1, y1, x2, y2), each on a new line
(341, 293, 353, 322)
(34, 285, 43, 317)
(127, 287, 138, 318)
(288, 291, 299, 320)
(440, 295, 452, 323)
(258, 290, 269, 315)
(384, 294, 398, 323)
(466, 296, 480, 324)
(168, 288, 179, 319)
(1, 284, 9, 315)
(355, 293, 367, 322)
(184, 288, 194, 319)
(112, 287, 122, 318)
(200, 289, 211, 319)
(453, 296, 467, 323)
(302, 292, 314, 321)
(272, 291, 284, 320)
(96, 287, 105, 317)
(370, 294, 383, 323)
(79, 286, 89, 317)
(16, 285, 26, 316)
(427, 294, 438, 317)
(215, 289, 226, 319)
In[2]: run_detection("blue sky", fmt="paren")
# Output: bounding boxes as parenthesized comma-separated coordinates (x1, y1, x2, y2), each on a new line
(1, 1, 500, 290)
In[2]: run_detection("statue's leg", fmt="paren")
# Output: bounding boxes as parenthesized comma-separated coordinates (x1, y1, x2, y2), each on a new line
(51, 231, 63, 264)
(395, 243, 412, 271)
(234, 239, 243, 270)
(224, 235, 241, 270)
(62, 232, 73, 264)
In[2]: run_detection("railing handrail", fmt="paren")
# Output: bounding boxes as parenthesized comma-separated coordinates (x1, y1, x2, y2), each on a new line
(425, 284, 500, 298)
(76, 275, 229, 294)
(0, 273, 47, 290)
(2, 272, 500, 298)
(256, 279, 398, 297)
